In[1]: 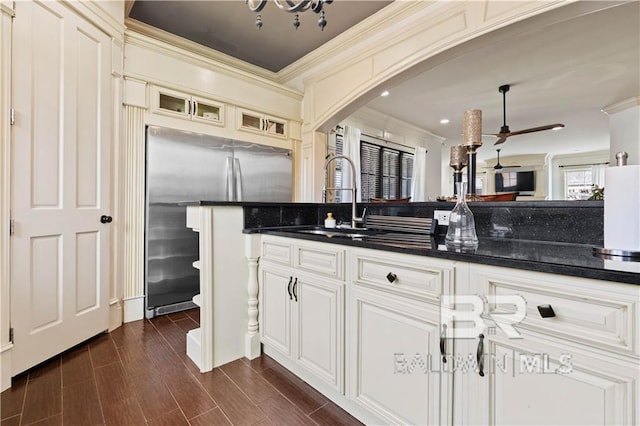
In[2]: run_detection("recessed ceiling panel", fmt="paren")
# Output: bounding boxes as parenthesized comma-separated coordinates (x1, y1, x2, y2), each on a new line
(129, 0, 392, 72)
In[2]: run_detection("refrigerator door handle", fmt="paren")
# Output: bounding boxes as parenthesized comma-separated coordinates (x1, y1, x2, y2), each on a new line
(226, 156, 235, 201)
(234, 158, 243, 201)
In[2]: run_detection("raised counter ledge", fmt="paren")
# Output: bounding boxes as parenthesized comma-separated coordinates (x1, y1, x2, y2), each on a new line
(246, 227, 640, 285)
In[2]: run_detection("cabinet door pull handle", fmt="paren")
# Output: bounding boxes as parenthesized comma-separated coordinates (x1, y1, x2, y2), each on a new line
(293, 277, 298, 302)
(537, 304, 556, 318)
(440, 324, 447, 363)
(386, 272, 397, 283)
(192, 100, 198, 116)
(477, 333, 485, 377)
(287, 276, 293, 300)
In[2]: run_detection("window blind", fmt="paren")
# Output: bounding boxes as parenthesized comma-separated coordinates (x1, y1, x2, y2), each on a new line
(360, 142, 380, 201)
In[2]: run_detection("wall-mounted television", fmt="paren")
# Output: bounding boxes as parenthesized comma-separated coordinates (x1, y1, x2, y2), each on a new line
(495, 169, 535, 196)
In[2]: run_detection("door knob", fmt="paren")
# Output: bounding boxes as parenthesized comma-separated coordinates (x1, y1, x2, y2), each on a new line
(100, 215, 112, 224)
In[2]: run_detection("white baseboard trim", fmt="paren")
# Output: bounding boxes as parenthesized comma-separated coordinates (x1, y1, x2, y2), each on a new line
(123, 296, 144, 323)
(109, 298, 123, 331)
(1, 342, 13, 391)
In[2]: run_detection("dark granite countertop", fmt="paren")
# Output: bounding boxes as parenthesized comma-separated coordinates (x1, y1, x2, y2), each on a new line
(246, 226, 640, 286)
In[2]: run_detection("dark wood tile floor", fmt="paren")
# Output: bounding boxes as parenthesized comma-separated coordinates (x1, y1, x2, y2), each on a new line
(1, 309, 361, 426)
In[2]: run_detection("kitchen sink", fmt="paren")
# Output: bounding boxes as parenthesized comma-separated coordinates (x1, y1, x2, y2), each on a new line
(296, 229, 371, 239)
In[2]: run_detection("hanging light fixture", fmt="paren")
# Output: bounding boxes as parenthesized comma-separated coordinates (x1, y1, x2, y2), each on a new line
(494, 149, 503, 170)
(246, 0, 333, 30)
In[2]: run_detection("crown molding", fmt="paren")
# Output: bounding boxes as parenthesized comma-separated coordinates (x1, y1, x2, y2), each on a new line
(0, 2, 14, 17)
(124, 28, 303, 102)
(602, 97, 640, 115)
(277, 1, 429, 88)
(123, 2, 426, 90)
(125, 0, 135, 17)
(64, 0, 125, 38)
(348, 106, 446, 146)
(125, 18, 279, 82)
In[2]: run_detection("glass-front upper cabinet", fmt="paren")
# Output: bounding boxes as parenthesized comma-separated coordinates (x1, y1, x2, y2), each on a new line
(152, 86, 224, 126)
(238, 108, 287, 138)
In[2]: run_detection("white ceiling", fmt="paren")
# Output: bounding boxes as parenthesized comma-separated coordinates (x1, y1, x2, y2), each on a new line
(127, 1, 640, 163)
(364, 1, 640, 162)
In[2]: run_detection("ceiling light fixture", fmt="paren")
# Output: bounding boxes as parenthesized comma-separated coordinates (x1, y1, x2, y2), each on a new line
(380, 90, 390, 97)
(440, 118, 450, 124)
(246, 0, 333, 30)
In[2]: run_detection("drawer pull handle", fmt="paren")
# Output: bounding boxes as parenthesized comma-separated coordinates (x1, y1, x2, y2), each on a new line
(386, 272, 397, 283)
(287, 277, 293, 300)
(292, 277, 298, 302)
(440, 324, 447, 363)
(477, 334, 485, 377)
(537, 304, 556, 318)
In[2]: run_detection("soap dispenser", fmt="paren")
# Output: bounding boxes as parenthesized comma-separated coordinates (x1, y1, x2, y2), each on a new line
(325, 212, 336, 228)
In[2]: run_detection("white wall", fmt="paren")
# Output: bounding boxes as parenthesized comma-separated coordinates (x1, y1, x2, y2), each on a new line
(341, 107, 444, 200)
(607, 101, 640, 166)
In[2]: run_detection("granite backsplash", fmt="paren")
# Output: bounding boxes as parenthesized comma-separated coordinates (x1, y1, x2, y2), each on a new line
(243, 201, 604, 246)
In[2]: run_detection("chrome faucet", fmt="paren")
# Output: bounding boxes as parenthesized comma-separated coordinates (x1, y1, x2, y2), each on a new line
(323, 154, 365, 229)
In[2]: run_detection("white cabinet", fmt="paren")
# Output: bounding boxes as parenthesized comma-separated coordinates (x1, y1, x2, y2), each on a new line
(238, 108, 287, 138)
(257, 236, 639, 425)
(260, 236, 345, 392)
(458, 264, 640, 425)
(185, 206, 249, 372)
(462, 330, 638, 425)
(151, 86, 224, 126)
(350, 286, 450, 425)
(349, 249, 454, 425)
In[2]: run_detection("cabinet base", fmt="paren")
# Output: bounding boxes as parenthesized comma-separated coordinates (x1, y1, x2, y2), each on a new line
(262, 344, 383, 426)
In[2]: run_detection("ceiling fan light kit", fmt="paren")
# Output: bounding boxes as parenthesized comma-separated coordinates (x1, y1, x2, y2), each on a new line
(494, 148, 503, 170)
(492, 84, 565, 145)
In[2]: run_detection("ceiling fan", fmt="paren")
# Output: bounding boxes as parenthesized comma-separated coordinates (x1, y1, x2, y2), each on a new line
(490, 84, 565, 145)
(494, 149, 503, 170)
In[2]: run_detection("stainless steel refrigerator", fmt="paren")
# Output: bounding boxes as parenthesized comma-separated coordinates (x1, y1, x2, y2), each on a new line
(145, 126, 292, 317)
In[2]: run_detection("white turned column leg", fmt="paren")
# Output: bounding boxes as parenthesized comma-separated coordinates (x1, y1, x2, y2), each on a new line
(245, 234, 262, 359)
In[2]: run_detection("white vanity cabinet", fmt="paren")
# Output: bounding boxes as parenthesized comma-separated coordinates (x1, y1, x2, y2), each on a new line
(348, 248, 455, 425)
(151, 85, 224, 126)
(260, 236, 345, 393)
(458, 264, 640, 425)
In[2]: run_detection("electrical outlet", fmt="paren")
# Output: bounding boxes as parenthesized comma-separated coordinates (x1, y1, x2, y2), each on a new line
(434, 210, 451, 226)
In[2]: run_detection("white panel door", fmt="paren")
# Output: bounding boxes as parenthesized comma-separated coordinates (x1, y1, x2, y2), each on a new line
(260, 264, 293, 357)
(295, 273, 344, 392)
(10, 0, 112, 375)
(350, 287, 450, 425)
(463, 333, 638, 426)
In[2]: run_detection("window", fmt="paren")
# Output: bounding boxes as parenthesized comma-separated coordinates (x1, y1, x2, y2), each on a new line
(333, 138, 414, 201)
(360, 141, 414, 201)
(565, 168, 593, 200)
(461, 174, 484, 195)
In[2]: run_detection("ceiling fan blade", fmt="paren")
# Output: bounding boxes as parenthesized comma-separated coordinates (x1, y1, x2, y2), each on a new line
(494, 136, 507, 145)
(507, 123, 565, 137)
